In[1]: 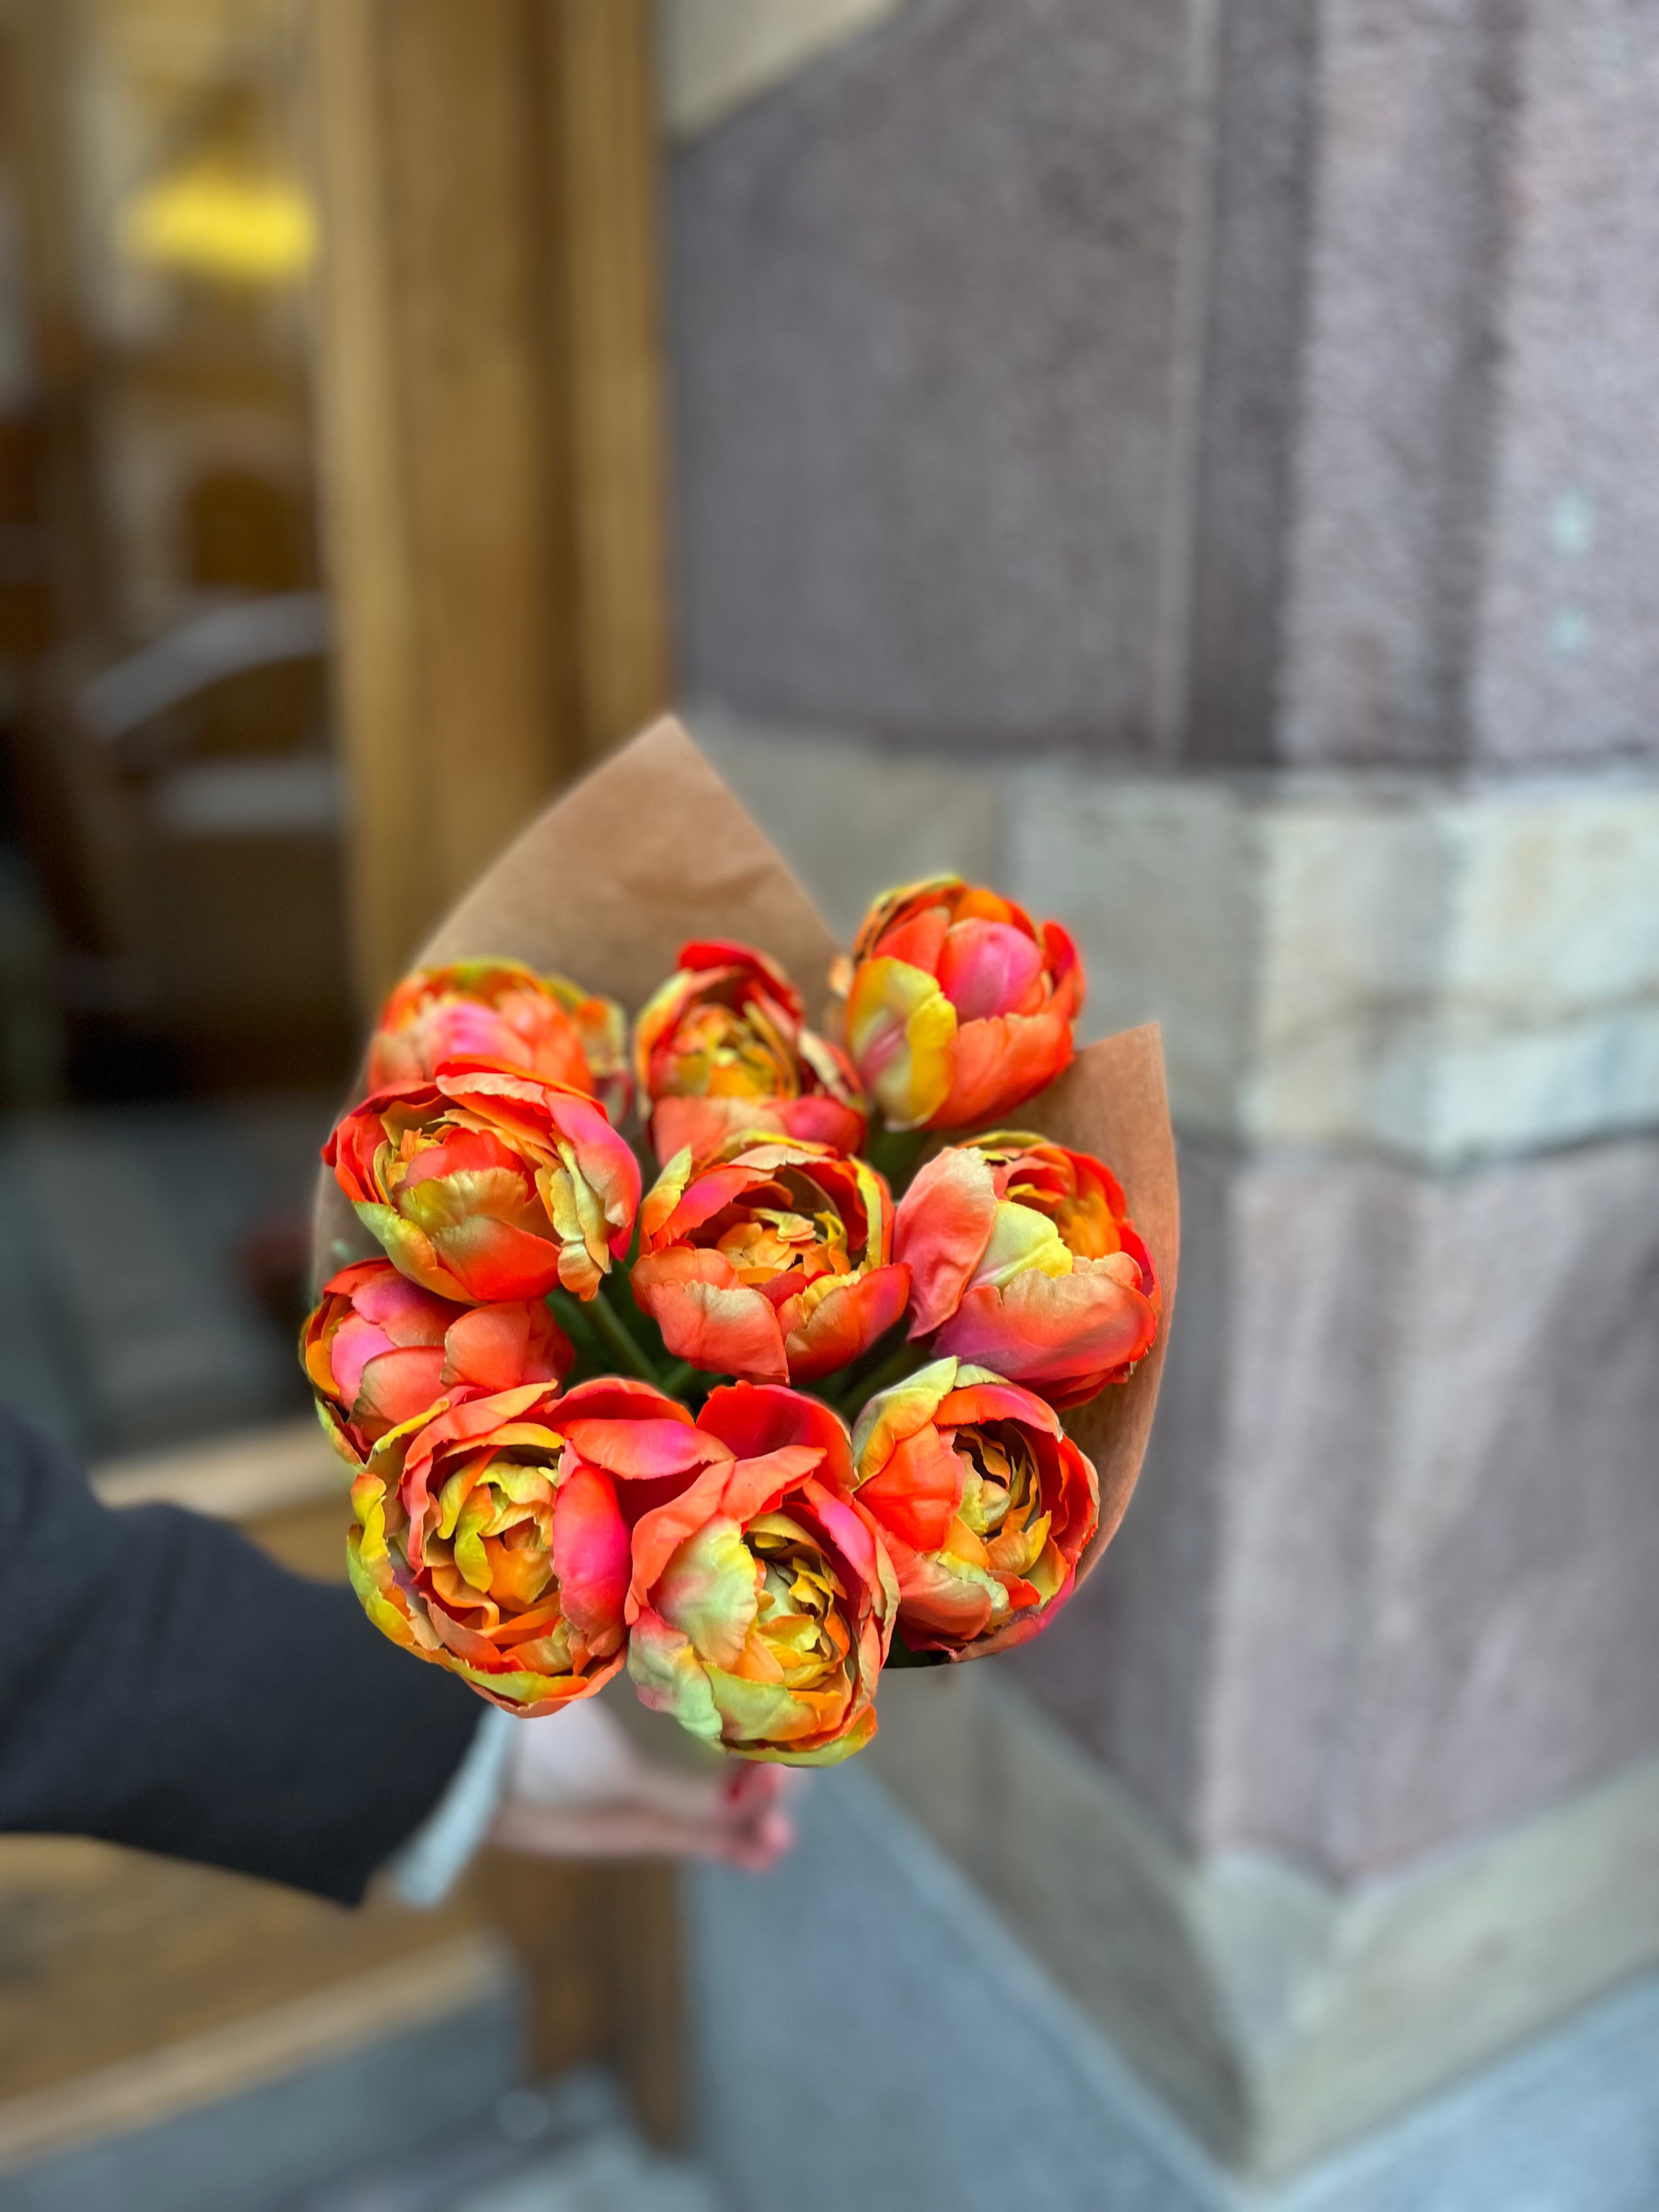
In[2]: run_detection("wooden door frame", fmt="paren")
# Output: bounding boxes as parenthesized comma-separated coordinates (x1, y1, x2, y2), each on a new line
(306, 0, 672, 1008)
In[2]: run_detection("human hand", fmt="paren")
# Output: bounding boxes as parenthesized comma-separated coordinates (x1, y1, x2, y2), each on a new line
(488, 1696, 797, 1872)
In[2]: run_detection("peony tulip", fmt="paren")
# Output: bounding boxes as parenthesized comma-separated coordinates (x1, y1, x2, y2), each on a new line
(368, 958, 630, 1122)
(303, 1257, 572, 1467)
(634, 939, 867, 1166)
(625, 1383, 897, 1764)
(850, 1357, 1098, 1657)
(631, 1138, 910, 1386)
(894, 1132, 1159, 1407)
(834, 878, 1083, 1132)
(324, 1063, 640, 1305)
(348, 1376, 718, 1716)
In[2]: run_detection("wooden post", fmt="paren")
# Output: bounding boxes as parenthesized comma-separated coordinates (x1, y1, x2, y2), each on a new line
(304, 3, 683, 2141)
(545, 0, 674, 763)
(307, 0, 671, 1008)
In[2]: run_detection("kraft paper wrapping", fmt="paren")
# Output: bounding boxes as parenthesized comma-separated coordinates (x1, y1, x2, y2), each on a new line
(313, 716, 1178, 1588)
(1022, 1032, 1178, 1575)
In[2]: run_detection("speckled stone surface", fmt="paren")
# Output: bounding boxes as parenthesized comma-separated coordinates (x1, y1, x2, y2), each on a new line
(692, 1770, 1659, 2209)
(670, 0, 1195, 752)
(1017, 1131, 1659, 1874)
(672, 1, 1659, 767)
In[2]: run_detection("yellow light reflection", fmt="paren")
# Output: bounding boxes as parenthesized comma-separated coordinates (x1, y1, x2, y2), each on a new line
(120, 162, 316, 285)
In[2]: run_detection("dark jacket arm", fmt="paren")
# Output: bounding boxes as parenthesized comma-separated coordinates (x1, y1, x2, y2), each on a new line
(0, 1412, 483, 1903)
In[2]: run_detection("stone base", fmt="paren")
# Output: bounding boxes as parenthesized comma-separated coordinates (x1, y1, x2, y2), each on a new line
(862, 1669, 1659, 2176)
(691, 1769, 1659, 2212)
(690, 704, 1659, 1877)
(689, 709, 1659, 1167)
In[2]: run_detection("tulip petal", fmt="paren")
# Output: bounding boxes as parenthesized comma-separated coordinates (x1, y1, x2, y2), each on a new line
(894, 1147, 998, 1336)
(936, 1378, 1064, 1436)
(850, 1357, 958, 1479)
(929, 1006, 1073, 1131)
(773, 1094, 867, 1155)
(653, 1514, 759, 1670)
(716, 1445, 827, 1529)
(353, 1203, 472, 1301)
(627, 1460, 746, 1615)
(560, 1415, 725, 1482)
(551, 1465, 630, 1643)
(627, 1607, 724, 1745)
(630, 1249, 789, 1383)
(441, 1301, 572, 1391)
(644, 1159, 765, 1246)
(783, 1264, 912, 1383)
(704, 1665, 832, 1747)
(934, 1256, 1158, 1396)
(969, 1199, 1074, 1291)
(802, 1479, 900, 1630)
(734, 1703, 879, 1768)
(349, 1268, 453, 1345)
(936, 918, 1045, 1023)
(698, 1382, 856, 1494)
(894, 1547, 1003, 1645)
(855, 1419, 962, 1554)
(352, 1345, 448, 1432)
(432, 1213, 566, 1303)
(844, 959, 956, 1131)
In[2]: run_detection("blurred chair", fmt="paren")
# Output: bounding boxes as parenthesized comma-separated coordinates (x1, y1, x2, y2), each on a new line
(8, 586, 356, 1092)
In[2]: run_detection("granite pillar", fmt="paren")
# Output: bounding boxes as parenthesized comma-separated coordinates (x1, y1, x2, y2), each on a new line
(662, 0, 1659, 2192)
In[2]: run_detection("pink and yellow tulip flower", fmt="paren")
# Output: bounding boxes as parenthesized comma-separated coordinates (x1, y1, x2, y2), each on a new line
(631, 1137, 910, 1385)
(303, 1258, 572, 1467)
(324, 1064, 640, 1306)
(348, 1376, 714, 1716)
(834, 878, 1084, 1132)
(850, 1358, 1098, 1657)
(894, 1132, 1159, 1407)
(634, 939, 867, 1166)
(369, 958, 630, 1123)
(625, 1384, 898, 1765)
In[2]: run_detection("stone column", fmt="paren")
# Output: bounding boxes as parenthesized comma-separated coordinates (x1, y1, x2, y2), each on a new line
(661, 2, 1659, 2205)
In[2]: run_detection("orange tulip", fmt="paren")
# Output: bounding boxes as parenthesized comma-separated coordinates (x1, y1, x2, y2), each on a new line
(894, 1132, 1159, 1407)
(348, 1377, 714, 1717)
(835, 878, 1082, 1132)
(631, 1137, 910, 1386)
(369, 958, 629, 1122)
(634, 939, 866, 1166)
(324, 1063, 640, 1305)
(625, 1383, 897, 1764)
(303, 1258, 571, 1468)
(850, 1357, 1099, 1657)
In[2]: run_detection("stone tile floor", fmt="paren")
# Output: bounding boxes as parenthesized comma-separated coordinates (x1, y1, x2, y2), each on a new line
(0, 1093, 332, 1462)
(290, 2072, 722, 2212)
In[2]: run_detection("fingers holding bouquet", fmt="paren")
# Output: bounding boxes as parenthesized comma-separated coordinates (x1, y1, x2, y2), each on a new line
(307, 792, 1173, 1782)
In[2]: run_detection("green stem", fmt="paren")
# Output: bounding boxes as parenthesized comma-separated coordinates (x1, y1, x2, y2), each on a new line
(657, 1358, 702, 1401)
(865, 1121, 928, 1191)
(585, 1278, 667, 1386)
(545, 1286, 604, 1363)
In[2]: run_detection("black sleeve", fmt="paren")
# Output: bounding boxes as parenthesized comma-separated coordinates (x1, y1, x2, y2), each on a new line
(0, 1410, 484, 1904)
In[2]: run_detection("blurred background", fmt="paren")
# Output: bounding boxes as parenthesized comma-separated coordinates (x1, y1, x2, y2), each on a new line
(0, 1, 1653, 2209)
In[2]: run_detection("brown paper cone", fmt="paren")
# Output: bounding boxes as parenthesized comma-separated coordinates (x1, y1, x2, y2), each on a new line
(312, 716, 1178, 1580)
(1022, 1031, 1179, 1577)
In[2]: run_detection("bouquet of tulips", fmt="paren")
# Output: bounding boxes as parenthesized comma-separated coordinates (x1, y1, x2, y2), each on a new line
(306, 723, 1177, 1768)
